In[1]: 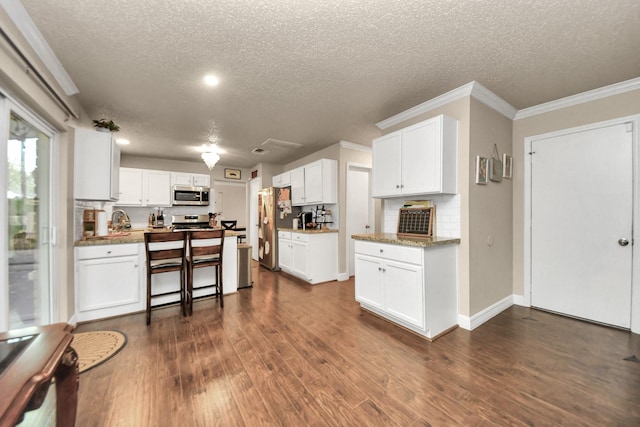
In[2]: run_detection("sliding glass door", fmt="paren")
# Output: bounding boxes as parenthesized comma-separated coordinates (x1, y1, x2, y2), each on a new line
(1, 96, 55, 331)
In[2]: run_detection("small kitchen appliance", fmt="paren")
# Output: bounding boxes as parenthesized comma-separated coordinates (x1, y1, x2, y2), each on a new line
(172, 185, 210, 206)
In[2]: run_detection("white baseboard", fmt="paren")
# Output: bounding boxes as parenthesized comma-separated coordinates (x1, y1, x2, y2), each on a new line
(67, 313, 77, 327)
(458, 295, 514, 331)
(512, 294, 528, 307)
(337, 272, 349, 281)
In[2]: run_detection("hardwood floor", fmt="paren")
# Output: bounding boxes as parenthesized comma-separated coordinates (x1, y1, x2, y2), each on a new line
(72, 262, 640, 426)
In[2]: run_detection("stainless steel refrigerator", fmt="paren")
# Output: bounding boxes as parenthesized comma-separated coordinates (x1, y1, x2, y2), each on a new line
(258, 186, 294, 270)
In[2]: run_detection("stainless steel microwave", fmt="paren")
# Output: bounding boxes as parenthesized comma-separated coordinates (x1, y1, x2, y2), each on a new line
(172, 185, 210, 206)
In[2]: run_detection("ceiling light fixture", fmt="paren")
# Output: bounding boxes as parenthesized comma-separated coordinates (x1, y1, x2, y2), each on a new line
(201, 143, 223, 170)
(204, 74, 219, 86)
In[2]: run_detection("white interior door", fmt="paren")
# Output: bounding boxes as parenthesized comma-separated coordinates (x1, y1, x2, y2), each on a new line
(346, 164, 373, 276)
(530, 122, 633, 328)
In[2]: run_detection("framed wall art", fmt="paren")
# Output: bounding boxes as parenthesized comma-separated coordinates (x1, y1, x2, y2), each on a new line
(475, 156, 488, 185)
(502, 153, 512, 179)
(489, 144, 502, 182)
(225, 168, 241, 180)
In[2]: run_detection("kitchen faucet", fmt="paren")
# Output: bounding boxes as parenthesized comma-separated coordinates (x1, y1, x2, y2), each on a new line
(111, 209, 131, 231)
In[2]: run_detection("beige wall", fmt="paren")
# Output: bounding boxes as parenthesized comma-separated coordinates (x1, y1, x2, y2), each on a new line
(121, 154, 253, 183)
(213, 182, 247, 227)
(0, 9, 89, 324)
(468, 98, 513, 314)
(512, 89, 640, 296)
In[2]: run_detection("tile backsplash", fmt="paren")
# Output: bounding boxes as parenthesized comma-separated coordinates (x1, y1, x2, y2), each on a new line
(382, 194, 461, 238)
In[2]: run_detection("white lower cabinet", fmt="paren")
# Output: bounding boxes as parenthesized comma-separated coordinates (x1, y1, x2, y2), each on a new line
(278, 231, 292, 271)
(75, 244, 143, 322)
(354, 240, 457, 339)
(278, 231, 337, 284)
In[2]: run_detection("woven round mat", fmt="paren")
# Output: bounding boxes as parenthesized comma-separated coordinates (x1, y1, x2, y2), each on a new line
(71, 330, 127, 373)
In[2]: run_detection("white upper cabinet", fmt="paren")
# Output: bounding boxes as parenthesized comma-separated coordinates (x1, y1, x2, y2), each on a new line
(74, 128, 120, 201)
(290, 159, 337, 206)
(117, 168, 171, 207)
(143, 170, 172, 206)
(272, 171, 291, 188)
(171, 172, 210, 187)
(118, 168, 143, 205)
(372, 114, 457, 198)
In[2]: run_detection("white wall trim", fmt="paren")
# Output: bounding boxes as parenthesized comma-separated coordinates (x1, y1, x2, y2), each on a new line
(515, 77, 640, 120)
(469, 81, 518, 120)
(376, 81, 517, 130)
(458, 295, 513, 331)
(1, 0, 79, 96)
(513, 294, 527, 307)
(339, 140, 371, 152)
(337, 272, 349, 281)
(67, 313, 77, 327)
(376, 82, 474, 129)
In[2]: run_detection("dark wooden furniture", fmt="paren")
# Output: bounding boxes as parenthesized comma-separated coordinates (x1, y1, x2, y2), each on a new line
(144, 231, 188, 325)
(0, 323, 78, 427)
(187, 229, 225, 315)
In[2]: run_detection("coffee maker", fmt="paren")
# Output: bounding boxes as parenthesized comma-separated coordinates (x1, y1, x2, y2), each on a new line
(298, 211, 314, 230)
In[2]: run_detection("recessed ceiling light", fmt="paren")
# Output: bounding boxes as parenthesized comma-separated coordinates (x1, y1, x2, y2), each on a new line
(116, 138, 130, 145)
(204, 75, 219, 86)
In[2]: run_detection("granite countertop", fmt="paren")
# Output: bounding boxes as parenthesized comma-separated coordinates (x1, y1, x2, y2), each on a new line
(75, 228, 243, 246)
(351, 233, 460, 248)
(278, 228, 339, 234)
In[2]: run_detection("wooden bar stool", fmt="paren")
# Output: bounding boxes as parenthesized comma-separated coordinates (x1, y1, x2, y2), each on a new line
(144, 231, 187, 325)
(187, 229, 225, 315)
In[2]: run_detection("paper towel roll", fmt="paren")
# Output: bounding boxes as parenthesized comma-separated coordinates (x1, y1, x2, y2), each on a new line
(97, 211, 108, 236)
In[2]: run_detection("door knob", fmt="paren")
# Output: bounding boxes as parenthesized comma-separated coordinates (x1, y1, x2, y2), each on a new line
(618, 238, 630, 247)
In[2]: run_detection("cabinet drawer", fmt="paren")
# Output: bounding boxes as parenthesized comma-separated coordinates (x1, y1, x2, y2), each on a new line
(278, 230, 292, 240)
(292, 232, 309, 243)
(76, 243, 139, 260)
(354, 241, 422, 265)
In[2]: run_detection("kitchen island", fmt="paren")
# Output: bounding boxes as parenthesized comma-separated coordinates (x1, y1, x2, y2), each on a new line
(351, 233, 459, 340)
(74, 229, 240, 322)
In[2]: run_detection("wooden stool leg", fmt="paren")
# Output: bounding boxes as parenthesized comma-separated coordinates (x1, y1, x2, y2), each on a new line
(219, 265, 224, 308)
(146, 270, 152, 325)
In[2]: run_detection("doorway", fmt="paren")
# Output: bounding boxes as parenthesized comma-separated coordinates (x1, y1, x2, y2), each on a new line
(525, 117, 639, 332)
(249, 178, 261, 261)
(1, 96, 56, 330)
(346, 163, 373, 277)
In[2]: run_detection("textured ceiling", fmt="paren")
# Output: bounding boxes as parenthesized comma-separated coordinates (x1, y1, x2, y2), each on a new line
(20, 0, 640, 168)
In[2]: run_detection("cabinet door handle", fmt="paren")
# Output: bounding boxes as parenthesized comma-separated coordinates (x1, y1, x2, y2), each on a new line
(379, 249, 383, 253)
(382, 268, 386, 272)
(378, 267, 382, 271)
(396, 185, 400, 189)
(107, 250, 112, 254)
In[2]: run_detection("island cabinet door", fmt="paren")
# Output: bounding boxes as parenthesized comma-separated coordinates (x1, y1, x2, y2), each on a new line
(383, 260, 425, 329)
(354, 254, 384, 309)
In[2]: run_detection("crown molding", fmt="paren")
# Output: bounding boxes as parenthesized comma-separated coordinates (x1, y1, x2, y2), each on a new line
(1, 0, 79, 96)
(514, 77, 640, 120)
(339, 140, 371, 152)
(469, 81, 518, 120)
(376, 81, 516, 130)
